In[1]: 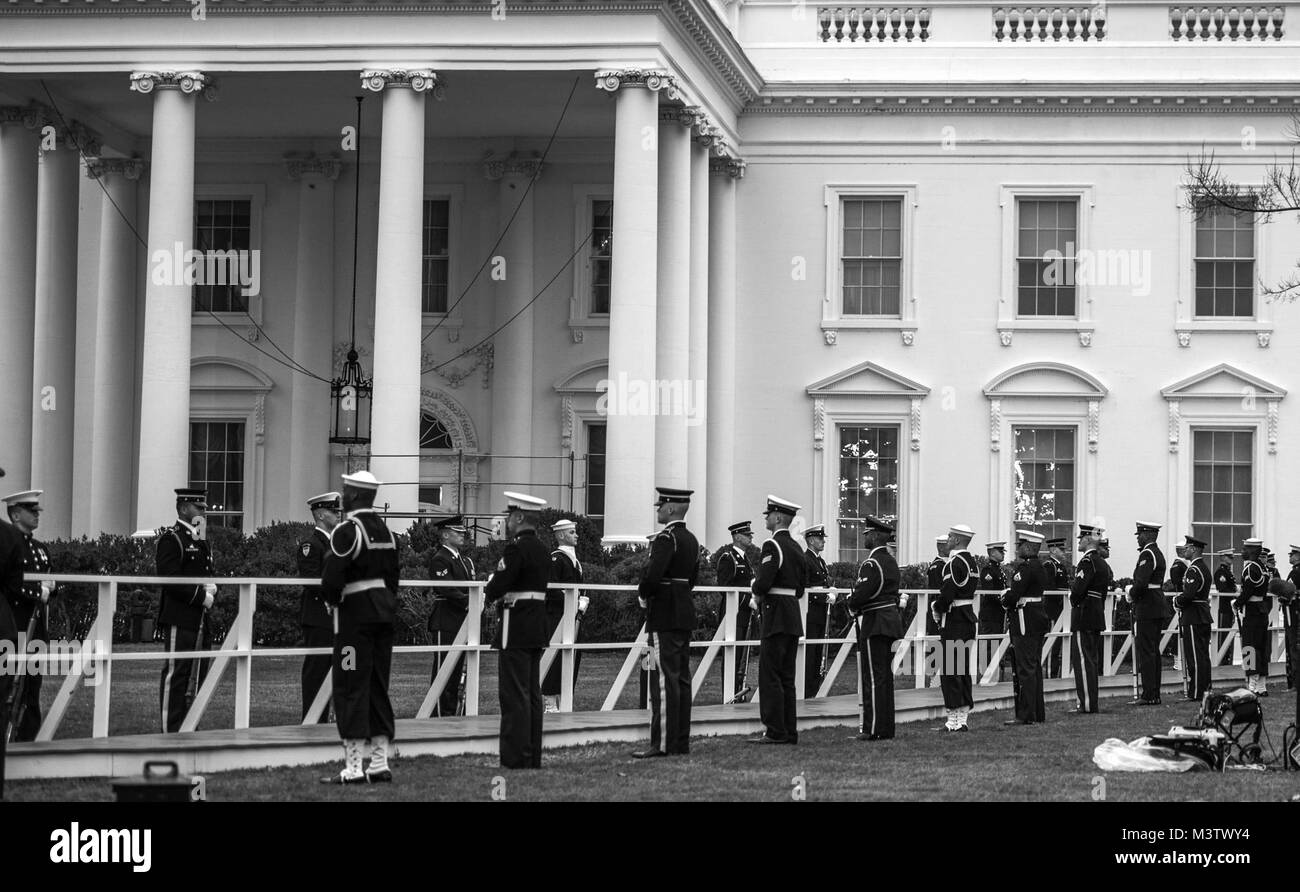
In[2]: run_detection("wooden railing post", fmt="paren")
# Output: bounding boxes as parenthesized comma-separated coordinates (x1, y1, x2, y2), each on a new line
(91, 580, 116, 739)
(722, 589, 737, 703)
(234, 583, 255, 730)
(559, 585, 578, 712)
(465, 583, 482, 717)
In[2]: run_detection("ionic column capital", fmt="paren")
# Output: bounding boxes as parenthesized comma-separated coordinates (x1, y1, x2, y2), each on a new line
(38, 119, 101, 156)
(360, 69, 441, 95)
(483, 150, 543, 181)
(709, 156, 747, 179)
(660, 105, 701, 129)
(86, 157, 146, 182)
(130, 70, 209, 96)
(284, 154, 342, 181)
(0, 105, 42, 130)
(594, 69, 680, 99)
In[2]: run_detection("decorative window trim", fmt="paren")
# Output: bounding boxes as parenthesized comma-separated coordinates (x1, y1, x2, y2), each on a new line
(189, 356, 271, 530)
(569, 184, 614, 340)
(417, 386, 481, 514)
(821, 183, 919, 346)
(1175, 183, 1273, 346)
(421, 184, 466, 338)
(997, 184, 1096, 339)
(191, 184, 266, 328)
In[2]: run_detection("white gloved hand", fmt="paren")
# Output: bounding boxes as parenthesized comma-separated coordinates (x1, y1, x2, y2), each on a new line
(826, 589, 838, 604)
(748, 596, 759, 612)
(204, 583, 218, 597)
(203, 593, 215, 609)
(578, 595, 590, 613)
(40, 581, 53, 603)
(899, 594, 910, 609)
(637, 596, 647, 610)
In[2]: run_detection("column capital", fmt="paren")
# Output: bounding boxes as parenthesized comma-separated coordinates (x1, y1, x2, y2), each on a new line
(284, 154, 342, 181)
(39, 119, 102, 156)
(709, 156, 747, 179)
(482, 151, 542, 182)
(660, 105, 702, 129)
(86, 157, 146, 181)
(0, 105, 42, 130)
(130, 70, 208, 95)
(360, 69, 441, 95)
(594, 69, 679, 99)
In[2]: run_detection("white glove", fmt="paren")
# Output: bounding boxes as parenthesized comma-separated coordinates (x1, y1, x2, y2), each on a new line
(637, 596, 647, 609)
(203, 593, 214, 609)
(40, 581, 53, 603)
(204, 583, 218, 597)
(899, 593, 910, 609)
(578, 595, 590, 613)
(748, 596, 759, 612)
(826, 589, 838, 604)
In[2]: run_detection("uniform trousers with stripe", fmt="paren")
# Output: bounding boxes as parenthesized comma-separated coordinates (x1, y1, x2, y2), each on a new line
(719, 605, 754, 700)
(1070, 630, 1101, 713)
(1133, 619, 1164, 701)
(647, 630, 691, 754)
(858, 634, 896, 739)
(1282, 612, 1296, 689)
(301, 625, 333, 722)
(429, 629, 462, 717)
(804, 600, 828, 698)
(498, 648, 543, 768)
(1239, 612, 1270, 678)
(159, 624, 206, 734)
(1009, 618, 1045, 723)
(939, 632, 974, 710)
(758, 633, 799, 743)
(1179, 622, 1211, 700)
(332, 621, 395, 742)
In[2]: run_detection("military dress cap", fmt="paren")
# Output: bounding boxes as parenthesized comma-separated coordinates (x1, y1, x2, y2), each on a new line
(175, 487, 208, 505)
(1243, 537, 1264, 547)
(551, 518, 576, 533)
(1219, 549, 1238, 557)
(985, 541, 1006, 550)
(728, 521, 753, 536)
(341, 470, 381, 491)
(1099, 538, 1110, 548)
(435, 514, 468, 533)
(1016, 529, 1046, 544)
(654, 487, 693, 506)
(2, 490, 42, 509)
(503, 491, 547, 512)
(762, 495, 801, 516)
(935, 534, 947, 544)
(948, 524, 975, 538)
(1135, 520, 1162, 532)
(1078, 523, 1102, 537)
(804, 524, 827, 539)
(307, 491, 342, 510)
(1184, 534, 1207, 548)
(863, 515, 895, 534)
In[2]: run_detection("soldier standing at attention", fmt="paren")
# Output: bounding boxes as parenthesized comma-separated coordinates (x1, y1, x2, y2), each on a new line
(1176, 535, 1213, 702)
(1285, 545, 1300, 692)
(924, 535, 948, 681)
(427, 515, 474, 717)
(1168, 543, 1190, 677)
(319, 471, 400, 784)
(978, 542, 1008, 683)
(802, 524, 833, 698)
(157, 487, 217, 734)
(1128, 521, 1167, 706)
(1, 490, 54, 742)
(935, 524, 977, 732)
(1234, 538, 1271, 697)
(847, 516, 903, 741)
(632, 487, 699, 758)
(1214, 550, 1237, 655)
(747, 495, 806, 745)
(0, 465, 26, 797)
(544, 518, 586, 711)
(716, 521, 755, 700)
(1042, 538, 1071, 679)
(485, 492, 551, 769)
(296, 491, 341, 722)
(1001, 530, 1049, 725)
(1068, 524, 1108, 715)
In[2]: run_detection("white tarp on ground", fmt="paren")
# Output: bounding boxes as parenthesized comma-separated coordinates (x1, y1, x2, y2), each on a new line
(1092, 737, 1212, 772)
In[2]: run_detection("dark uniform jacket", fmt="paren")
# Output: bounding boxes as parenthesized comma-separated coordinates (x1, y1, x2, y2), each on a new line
(427, 544, 475, 633)
(484, 528, 550, 649)
(978, 560, 1006, 626)
(1176, 556, 1213, 625)
(322, 509, 400, 626)
(1214, 562, 1237, 593)
(295, 527, 333, 630)
(1128, 542, 1168, 622)
(751, 529, 805, 639)
(1069, 549, 1109, 633)
(847, 546, 904, 639)
(804, 548, 830, 601)
(716, 545, 754, 609)
(8, 532, 50, 636)
(638, 521, 699, 634)
(550, 548, 583, 615)
(1002, 557, 1049, 637)
(936, 550, 977, 638)
(0, 520, 24, 643)
(156, 519, 214, 632)
(1233, 558, 1270, 618)
(926, 557, 944, 591)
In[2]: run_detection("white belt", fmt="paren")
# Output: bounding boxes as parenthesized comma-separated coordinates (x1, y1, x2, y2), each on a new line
(861, 602, 895, 613)
(1147, 584, 1163, 589)
(1086, 592, 1105, 599)
(1014, 597, 1041, 606)
(341, 578, 385, 596)
(951, 599, 974, 606)
(1247, 596, 1265, 603)
(767, 588, 799, 597)
(504, 591, 546, 606)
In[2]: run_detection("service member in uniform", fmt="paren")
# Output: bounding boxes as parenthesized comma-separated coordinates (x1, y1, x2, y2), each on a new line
(1167, 543, 1190, 677)
(427, 515, 475, 716)
(1176, 535, 1213, 702)
(978, 541, 1008, 682)
(1214, 550, 1237, 655)
(633, 487, 699, 758)
(2, 491, 54, 742)
(0, 465, 27, 796)
(1043, 538, 1071, 679)
(1285, 545, 1300, 691)
(935, 524, 977, 732)
(157, 487, 217, 734)
(1127, 520, 1167, 706)
(924, 535, 948, 681)
(1068, 523, 1108, 715)
(296, 492, 340, 722)
(846, 516, 903, 741)
(544, 518, 586, 711)
(319, 471, 400, 784)
(485, 492, 551, 769)
(716, 521, 755, 700)
(1001, 530, 1049, 725)
(802, 524, 834, 698)
(748, 495, 806, 745)
(1234, 538, 1271, 696)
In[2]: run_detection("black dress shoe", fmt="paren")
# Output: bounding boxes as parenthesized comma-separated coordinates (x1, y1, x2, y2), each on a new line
(319, 772, 367, 785)
(1129, 697, 1161, 706)
(1003, 719, 1033, 726)
(631, 750, 667, 759)
(365, 769, 393, 783)
(747, 736, 787, 745)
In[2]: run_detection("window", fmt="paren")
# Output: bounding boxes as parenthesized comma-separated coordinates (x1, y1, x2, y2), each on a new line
(1191, 430, 1253, 554)
(189, 421, 245, 532)
(1017, 199, 1077, 317)
(584, 423, 606, 533)
(841, 197, 902, 316)
(1012, 426, 1075, 544)
(419, 412, 454, 450)
(422, 199, 450, 314)
(418, 486, 443, 509)
(837, 425, 900, 564)
(193, 199, 252, 313)
(1194, 207, 1255, 318)
(590, 199, 613, 315)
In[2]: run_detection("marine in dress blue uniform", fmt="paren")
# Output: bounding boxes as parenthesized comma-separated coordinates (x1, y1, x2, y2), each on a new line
(716, 521, 755, 701)
(1234, 538, 1272, 696)
(802, 524, 833, 698)
(296, 491, 340, 722)
(1127, 521, 1167, 705)
(1067, 523, 1108, 714)
(1176, 535, 1213, 701)
(156, 488, 217, 734)
(427, 514, 475, 717)
(846, 516, 903, 741)
(747, 495, 806, 745)
(1001, 530, 1049, 725)
(2, 490, 54, 742)
(935, 524, 977, 731)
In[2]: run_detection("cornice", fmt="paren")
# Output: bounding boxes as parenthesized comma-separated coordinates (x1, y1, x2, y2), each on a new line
(748, 93, 1300, 114)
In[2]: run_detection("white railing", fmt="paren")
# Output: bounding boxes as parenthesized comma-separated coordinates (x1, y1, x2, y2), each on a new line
(10, 575, 1286, 742)
(1169, 5, 1285, 39)
(817, 6, 933, 42)
(992, 5, 1109, 40)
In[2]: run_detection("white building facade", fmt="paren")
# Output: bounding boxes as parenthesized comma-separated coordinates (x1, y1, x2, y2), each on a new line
(1, 1, 1298, 574)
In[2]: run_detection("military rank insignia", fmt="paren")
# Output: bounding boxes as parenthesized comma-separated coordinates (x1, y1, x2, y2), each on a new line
(301, 543, 311, 557)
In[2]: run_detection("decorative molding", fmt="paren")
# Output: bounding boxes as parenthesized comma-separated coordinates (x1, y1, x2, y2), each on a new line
(823, 329, 838, 346)
(708, 156, 747, 178)
(983, 361, 1108, 399)
(560, 395, 576, 452)
(0, 105, 42, 130)
(37, 120, 101, 156)
(594, 69, 679, 99)
(998, 330, 1014, 347)
(254, 394, 267, 445)
(129, 70, 208, 95)
(86, 157, 145, 181)
(1168, 400, 1181, 453)
(483, 151, 543, 181)
(909, 398, 922, 451)
(813, 398, 826, 450)
(1087, 399, 1099, 453)
(989, 399, 1002, 452)
(1268, 400, 1279, 453)
(1257, 331, 1272, 348)
(901, 330, 916, 347)
(749, 94, 1300, 115)
(420, 387, 482, 472)
(333, 341, 371, 376)
(1177, 330, 1192, 347)
(571, 329, 584, 344)
(284, 154, 342, 181)
(660, 105, 701, 128)
(421, 342, 494, 389)
(360, 69, 440, 95)
(1078, 330, 1093, 348)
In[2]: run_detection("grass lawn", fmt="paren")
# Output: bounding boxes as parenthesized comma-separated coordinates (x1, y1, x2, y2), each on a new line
(10, 687, 1298, 802)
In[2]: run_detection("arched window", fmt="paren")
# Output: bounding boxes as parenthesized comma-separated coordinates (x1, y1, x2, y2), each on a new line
(419, 411, 454, 450)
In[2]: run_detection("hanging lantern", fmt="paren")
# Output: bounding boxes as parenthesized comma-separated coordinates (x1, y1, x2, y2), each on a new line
(330, 348, 372, 444)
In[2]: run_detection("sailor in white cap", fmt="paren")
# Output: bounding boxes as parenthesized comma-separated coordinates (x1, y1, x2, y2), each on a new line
(156, 487, 217, 734)
(1285, 545, 1300, 692)
(2, 490, 54, 741)
(1127, 520, 1167, 705)
(296, 492, 341, 723)
(1001, 530, 1050, 725)
(543, 518, 586, 712)
(935, 524, 977, 731)
(1234, 537, 1271, 695)
(747, 495, 806, 745)
(427, 514, 475, 718)
(319, 469, 400, 784)
(484, 492, 551, 768)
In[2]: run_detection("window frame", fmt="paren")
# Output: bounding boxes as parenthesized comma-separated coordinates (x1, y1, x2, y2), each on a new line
(570, 185, 615, 339)
(421, 184, 465, 338)
(1176, 184, 1274, 341)
(188, 417, 250, 533)
(998, 183, 1095, 339)
(834, 422, 904, 567)
(191, 185, 266, 327)
(1188, 427, 1256, 553)
(1009, 423, 1079, 550)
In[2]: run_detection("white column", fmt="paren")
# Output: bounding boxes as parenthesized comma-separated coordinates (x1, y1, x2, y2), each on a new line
(286, 156, 340, 516)
(655, 107, 692, 496)
(362, 69, 437, 527)
(687, 129, 711, 542)
(595, 70, 671, 547)
(85, 158, 144, 535)
(485, 153, 540, 498)
(706, 155, 743, 548)
(131, 70, 204, 530)
(31, 122, 93, 539)
(0, 108, 40, 487)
